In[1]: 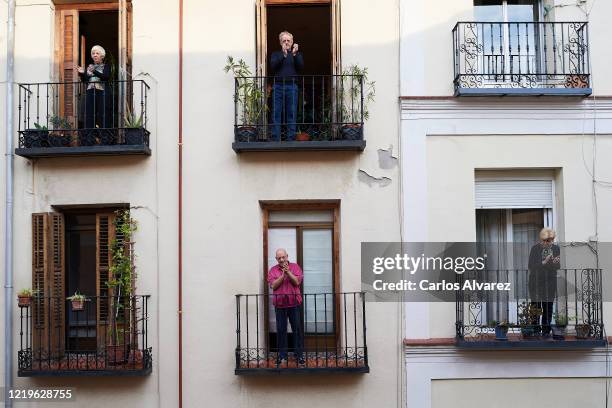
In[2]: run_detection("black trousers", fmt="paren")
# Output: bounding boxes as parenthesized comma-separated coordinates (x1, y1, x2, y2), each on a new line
(275, 305, 304, 360)
(84, 88, 109, 129)
(531, 301, 554, 334)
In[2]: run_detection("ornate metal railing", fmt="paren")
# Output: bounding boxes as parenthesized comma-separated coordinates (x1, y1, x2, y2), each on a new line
(456, 269, 604, 346)
(17, 80, 150, 150)
(235, 292, 368, 373)
(453, 22, 590, 95)
(232, 75, 366, 145)
(18, 295, 151, 376)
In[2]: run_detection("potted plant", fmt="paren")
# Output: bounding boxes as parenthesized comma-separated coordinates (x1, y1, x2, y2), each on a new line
(575, 322, 591, 339)
(224, 56, 266, 142)
(339, 64, 375, 140)
(490, 320, 509, 341)
(22, 123, 49, 148)
(296, 129, 310, 141)
(49, 115, 73, 147)
(518, 302, 542, 339)
(106, 209, 138, 364)
(551, 312, 569, 340)
(17, 288, 33, 307)
(66, 291, 88, 311)
(123, 108, 145, 145)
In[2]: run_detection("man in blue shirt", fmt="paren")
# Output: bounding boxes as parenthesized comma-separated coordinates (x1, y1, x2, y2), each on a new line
(270, 31, 304, 141)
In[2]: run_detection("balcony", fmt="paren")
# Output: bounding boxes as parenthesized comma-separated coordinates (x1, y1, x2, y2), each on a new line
(235, 292, 369, 374)
(453, 22, 591, 96)
(231, 75, 367, 152)
(456, 269, 605, 349)
(18, 295, 152, 376)
(15, 80, 151, 158)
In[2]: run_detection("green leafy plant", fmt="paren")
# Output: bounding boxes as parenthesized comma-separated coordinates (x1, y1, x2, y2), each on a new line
(107, 209, 138, 345)
(33, 122, 48, 131)
(17, 288, 33, 297)
(66, 291, 87, 302)
(339, 64, 376, 123)
(489, 320, 509, 327)
(224, 56, 267, 125)
(553, 312, 569, 327)
(124, 108, 143, 128)
(50, 115, 72, 130)
(518, 302, 542, 327)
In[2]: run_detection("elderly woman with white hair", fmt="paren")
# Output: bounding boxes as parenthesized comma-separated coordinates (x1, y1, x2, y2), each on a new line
(528, 227, 561, 337)
(77, 45, 112, 130)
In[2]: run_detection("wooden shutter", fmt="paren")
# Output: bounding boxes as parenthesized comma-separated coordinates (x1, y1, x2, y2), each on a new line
(58, 9, 79, 125)
(331, 0, 341, 75)
(256, 0, 267, 76)
(31, 213, 65, 357)
(96, 213, 116, 348)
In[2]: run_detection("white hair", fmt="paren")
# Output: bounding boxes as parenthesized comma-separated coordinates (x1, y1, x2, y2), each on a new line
(278, 31, 293, 41)
(91, 45, 106, 59)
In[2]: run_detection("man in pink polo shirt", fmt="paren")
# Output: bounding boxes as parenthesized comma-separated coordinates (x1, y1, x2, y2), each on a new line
(268, 248, 305, 365)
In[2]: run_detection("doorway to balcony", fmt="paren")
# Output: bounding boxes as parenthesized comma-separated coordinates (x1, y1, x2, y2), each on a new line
(54, 2, 132, 141)
(473, 0, 541, 86)
(254, 0, 341, 141)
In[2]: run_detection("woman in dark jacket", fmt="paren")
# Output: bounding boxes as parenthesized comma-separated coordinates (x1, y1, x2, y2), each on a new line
(77, 45, 112, 130)
(528, 228, 561, 336)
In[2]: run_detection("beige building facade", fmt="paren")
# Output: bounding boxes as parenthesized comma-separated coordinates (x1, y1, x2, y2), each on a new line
(1, 0, 403, 407)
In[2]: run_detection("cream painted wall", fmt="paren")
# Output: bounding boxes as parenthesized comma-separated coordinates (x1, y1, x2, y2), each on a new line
(180, 0, 401, 406)
(4, 0, 402, 407)
(432, 377, 607, 408)
(400, 0, 612, 96)
(426, 133, 612, 338)
(7, 0, 179, 406)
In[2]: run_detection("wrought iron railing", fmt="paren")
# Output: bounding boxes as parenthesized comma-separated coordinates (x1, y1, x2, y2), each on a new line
(453, 22, 590, 94)
(17, 80, 150, 149)
(456, 269, 604, 344)
(235, 292, 368, 373)
(18, 295, 151, 375)
(233, 75, 365, 143)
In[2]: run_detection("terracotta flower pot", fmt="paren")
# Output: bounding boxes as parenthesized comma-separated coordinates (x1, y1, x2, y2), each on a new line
(71, 299, 85, 311)
(17, 295, 32, 308)
(296, 132, 310, 141)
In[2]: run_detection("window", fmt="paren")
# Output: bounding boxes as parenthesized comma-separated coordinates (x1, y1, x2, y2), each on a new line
(473, 0, 541, 80)
(262, 203, 340, 351)
(474, 178, 554, 324)
(31, 209, 126, 360)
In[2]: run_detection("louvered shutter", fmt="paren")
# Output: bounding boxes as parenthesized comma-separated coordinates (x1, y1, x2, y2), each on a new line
(59, 10, 79, 129)
(31, 213, 65, 357)
(96, 213, 116, 348)
(475, 180, 554, 209)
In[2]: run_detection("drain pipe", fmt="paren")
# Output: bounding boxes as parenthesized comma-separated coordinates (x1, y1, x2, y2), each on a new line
(177, 0, 184, 407)
(4, 1, 16, 407)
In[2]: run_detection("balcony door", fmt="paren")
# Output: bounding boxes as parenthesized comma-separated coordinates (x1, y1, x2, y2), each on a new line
(255, 0, 340, 140)
(473, 0, 541, 83)
(55, 2, 132, 130)
(31, 210, 125, 358)
(262, 204, 340, 352)
(474, 178, 554, 324)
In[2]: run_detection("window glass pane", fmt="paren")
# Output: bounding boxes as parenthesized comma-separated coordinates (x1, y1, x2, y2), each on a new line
(474, 0, 504, 21)
(507, 0, 539, 22)
(302, 229, 333, 334)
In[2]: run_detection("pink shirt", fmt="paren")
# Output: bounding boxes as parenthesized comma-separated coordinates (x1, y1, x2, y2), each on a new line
(267, 262, 303, 308)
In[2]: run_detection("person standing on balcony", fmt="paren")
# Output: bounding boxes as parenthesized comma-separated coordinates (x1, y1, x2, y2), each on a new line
(270, 31, 304, 141)
(77, 45, 111, 130)
(528, 228, 561, 337)
(267, 248, 305, 366)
